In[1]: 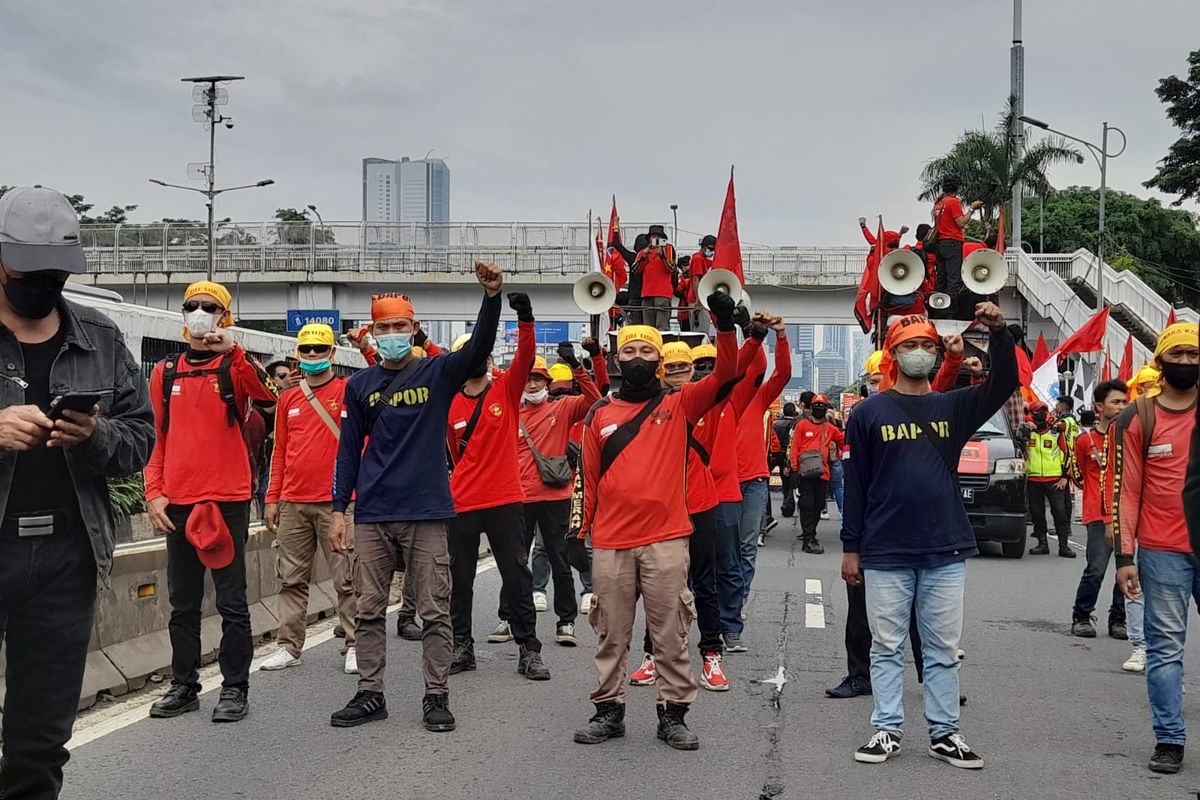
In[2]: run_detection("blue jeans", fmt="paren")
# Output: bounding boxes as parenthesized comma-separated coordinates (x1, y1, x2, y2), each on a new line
(1072, 521, 1126, 621)
(1140, 548, 1200, 745)
(865, 560, 966, 739)
(829, 459, 845, 514)
(738, 478, 768, 606)
(1127, 593, 1145, 646)
(715, 501, 745, 635)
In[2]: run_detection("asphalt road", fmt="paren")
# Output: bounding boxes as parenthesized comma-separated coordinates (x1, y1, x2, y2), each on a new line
(67, 515, 1200, 800)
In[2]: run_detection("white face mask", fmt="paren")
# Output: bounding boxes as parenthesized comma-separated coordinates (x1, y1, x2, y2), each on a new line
(895, 349, 938, 379)
(523, 388, 549, 405)
(703, 247, 714, 258)
(184, 308, 220, 338)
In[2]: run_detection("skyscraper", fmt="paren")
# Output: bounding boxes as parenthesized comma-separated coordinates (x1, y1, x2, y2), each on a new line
(362, 156, 450, 225)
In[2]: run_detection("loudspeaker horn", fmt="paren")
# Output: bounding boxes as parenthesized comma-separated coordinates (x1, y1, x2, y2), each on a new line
(962, 249, 1008, 295)
(697, 269, 747, 309)
(928, 292, 953, 311)
(573, 272, 616, 315)
(878, 249, 925, 296)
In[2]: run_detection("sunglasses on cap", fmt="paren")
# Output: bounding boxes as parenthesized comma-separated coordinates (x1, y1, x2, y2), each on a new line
(183, 300, 224, 314)
(297, 344, 331, 355)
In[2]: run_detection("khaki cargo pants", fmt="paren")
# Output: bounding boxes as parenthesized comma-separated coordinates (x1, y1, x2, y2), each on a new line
(588, 536, 698, 705)
(274, 501, 357, 657)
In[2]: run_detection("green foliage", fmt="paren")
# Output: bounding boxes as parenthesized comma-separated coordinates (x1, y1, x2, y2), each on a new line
(107, 473, 146, 522)
(1144, 49, 1200, 206)
(273, 207, 335, 245)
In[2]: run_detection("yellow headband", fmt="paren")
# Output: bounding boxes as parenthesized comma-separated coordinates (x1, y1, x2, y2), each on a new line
(297, 323, 335, 347)
(616, 325, 663, 355)
(1155, 322, 1199, 359)
(662, 341, 694, 365)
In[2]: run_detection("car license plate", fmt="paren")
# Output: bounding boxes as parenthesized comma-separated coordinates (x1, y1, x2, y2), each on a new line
(961, 488, 975, 503)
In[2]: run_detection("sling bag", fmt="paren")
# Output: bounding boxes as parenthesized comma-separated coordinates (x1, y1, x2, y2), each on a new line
(519, 421, 573, 488)
(300, 380, 341, 440)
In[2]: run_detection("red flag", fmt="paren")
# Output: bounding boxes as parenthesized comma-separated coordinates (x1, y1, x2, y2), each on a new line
(607, 195, 619, 245)
(1118, 334, 1134, 382)
(1033, 332, 1051, 369)
(995, 208, 1005, 255)
(712, 167, 744, 284)
(1167, 307, 1178, 326)
(1015, 345, 1033, 387)
(1101, 350, 1113, 382)
(1056, 307, 1111, 357)
(853, 216, 886, 334)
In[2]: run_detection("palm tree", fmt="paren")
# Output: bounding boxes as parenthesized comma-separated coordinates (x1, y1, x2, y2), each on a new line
(919, 96, 1082, 228)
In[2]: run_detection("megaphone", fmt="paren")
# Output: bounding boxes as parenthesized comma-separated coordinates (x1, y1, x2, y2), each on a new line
(697, 269, 748, 310)
(573, 272, 616, 315)
(928, 292, 953, 311)
(962, 249, 1008, 295)
(878, 250, 925, 296)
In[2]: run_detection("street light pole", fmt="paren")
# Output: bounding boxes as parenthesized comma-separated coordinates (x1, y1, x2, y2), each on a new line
(149, 179, 276, 279)
(1011, 0, 1024, 255)
(670, 204, 679, 246)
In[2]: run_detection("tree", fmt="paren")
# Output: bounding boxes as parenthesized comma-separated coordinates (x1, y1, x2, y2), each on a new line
(1021, 186, 1200, 306)
(1144, 49, 1200, 206)
(919, 97, 1082, 226)
(273, 207, 335, 245)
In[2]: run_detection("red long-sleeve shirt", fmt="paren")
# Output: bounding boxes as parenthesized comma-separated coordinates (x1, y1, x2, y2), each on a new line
(145, 345, 278, 504)
(635, 247, 676, 299)
(788, 418, 846, 482)
(266, 377, 347, 504)
(1074, 427, 1116, 524)
(736, 335, 792, 481)
(695, 338, 765, 503)
(519, 365, 602, 503)
(446, 320, 535, 513)
(582, 330, 736, 549)
(687, 251, 712, 303)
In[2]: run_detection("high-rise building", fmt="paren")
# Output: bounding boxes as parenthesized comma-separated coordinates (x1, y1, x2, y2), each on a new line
(362, 156, 450, 227)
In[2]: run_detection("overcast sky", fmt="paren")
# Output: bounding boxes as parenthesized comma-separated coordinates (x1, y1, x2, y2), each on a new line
(2, 0, 1197, 246)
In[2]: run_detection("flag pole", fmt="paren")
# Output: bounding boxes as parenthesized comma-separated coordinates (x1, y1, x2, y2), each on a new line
(588, 209, 600, 341)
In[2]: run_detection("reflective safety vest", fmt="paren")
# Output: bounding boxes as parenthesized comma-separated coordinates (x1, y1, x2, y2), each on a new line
(1027, 429, 1067, 478)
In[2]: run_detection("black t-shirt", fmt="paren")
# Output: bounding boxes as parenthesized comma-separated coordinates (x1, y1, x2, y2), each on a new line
(9, 329, 79, 515)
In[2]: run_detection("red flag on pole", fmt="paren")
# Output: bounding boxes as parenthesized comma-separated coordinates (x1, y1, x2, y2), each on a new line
(853, 215, 885, 334)
(995, 208, 1005, 255)
(1167, 307, 1178, 326)
(1118, 334, 1134, 382)
(711, 167, 744, 285)
(607, 195, 619, 246)
(1032, 332, 1051, 369)
(1101, 350, 1113, 382)
(1015, 345, 1033, 387)
(1056, 307, 1112, 357)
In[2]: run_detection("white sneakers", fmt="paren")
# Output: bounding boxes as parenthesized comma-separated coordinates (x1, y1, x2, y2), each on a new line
(260, 649, 301, 671)
(580, 593, 594, 614)
(1122, 644, 1147, 673)
(344, 646, 359, 675)
(533, 591, 549, 613)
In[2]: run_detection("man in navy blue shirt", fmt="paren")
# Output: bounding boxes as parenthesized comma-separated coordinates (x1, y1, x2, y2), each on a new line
(842, 302, 1016, 769)
(328, 261, 503, 732)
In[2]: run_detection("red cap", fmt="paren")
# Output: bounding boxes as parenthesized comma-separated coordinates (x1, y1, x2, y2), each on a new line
(185, 502, 235, 570)
(811, 393, 831, 406)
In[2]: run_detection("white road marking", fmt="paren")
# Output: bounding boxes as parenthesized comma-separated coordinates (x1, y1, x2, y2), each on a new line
(804, 579, 821, 594)
(68, 556, 498, 750)
(804, 578, 826, 629)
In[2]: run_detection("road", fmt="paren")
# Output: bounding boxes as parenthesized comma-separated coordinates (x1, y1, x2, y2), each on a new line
(67, 516, 1198, 800)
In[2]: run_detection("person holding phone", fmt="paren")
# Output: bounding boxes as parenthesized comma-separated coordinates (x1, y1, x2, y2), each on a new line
(0, 187, 155, 800)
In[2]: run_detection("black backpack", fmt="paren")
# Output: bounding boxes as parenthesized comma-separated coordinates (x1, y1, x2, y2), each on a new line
(159, 353, 242, 433)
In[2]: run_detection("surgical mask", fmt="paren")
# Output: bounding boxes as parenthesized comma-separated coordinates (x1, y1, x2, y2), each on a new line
(522, 388, 549, 404)
(620, 357, 658, 387)
(299, 359, 331, 374)
(702, 247, 714, 258)
(376, 332, 412, 362)
(2, 270, 68, 319)
(1161, 361, 1199, 390)
(894, 349, 937, 379)
(184, 307, 220, 338)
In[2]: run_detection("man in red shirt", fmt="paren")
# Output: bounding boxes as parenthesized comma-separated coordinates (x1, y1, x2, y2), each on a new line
(574, 297, 739, 751)
(1114, 322, 1199, 775)
(444, 292, 550, 681)
(632, 224, 677, 331)
(261, 324, 358, 676)
(145, 280, 278, 723)
(683, 235, 716, 332)
(1068, 380, 1129, 641)
(929, 175, 982, 320)
(789, 394, 845, 554)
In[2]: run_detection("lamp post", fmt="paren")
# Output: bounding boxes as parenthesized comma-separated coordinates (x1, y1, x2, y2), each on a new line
(669, 204, 679, 246)
(148, 178, 275, 280)
(1018, 114, 1127, 312)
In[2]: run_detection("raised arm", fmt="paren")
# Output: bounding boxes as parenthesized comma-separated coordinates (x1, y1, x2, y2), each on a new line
(505, 302, 537, 407)
(952, 306, 1019, 446)
(754, 324, 792, 407)
(230, 345, 279, 404)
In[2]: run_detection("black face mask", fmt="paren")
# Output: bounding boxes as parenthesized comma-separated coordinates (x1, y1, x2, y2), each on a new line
(620, 358, 658, 387)
(1032, 412, 1049, 429)
(1161, 361, 1199, 391)
(3, 270, 68, 319)
(811, 407, 828, 420)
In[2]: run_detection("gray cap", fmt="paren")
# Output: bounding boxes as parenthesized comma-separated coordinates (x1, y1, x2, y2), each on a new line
(0, 186, 87, 274)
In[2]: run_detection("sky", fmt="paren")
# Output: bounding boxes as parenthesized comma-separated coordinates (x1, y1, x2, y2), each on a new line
(2, 0, 1198, 246)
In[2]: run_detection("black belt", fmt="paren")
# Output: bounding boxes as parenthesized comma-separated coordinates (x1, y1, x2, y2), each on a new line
(1, 509, 78, 538)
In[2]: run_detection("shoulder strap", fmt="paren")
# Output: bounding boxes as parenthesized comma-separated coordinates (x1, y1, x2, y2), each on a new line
(518, 420, 545, 460)
(1136, 396, 1156, 464)
(882, 390, 958, 476)
(457, 383, 491, 457)
(160, 353, 240, 433)
(368, 359, 422, 431)
(687, 423, 711, 466)
(599, 392, 666, 477)
(300, 381, 341, 440)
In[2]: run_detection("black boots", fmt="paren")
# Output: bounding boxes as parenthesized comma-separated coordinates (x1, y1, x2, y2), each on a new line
(574, 701, 626, 744)
(450, 641, 476, 674)
(211, 687, 248, 723)
(518, 646, 552, 680)
(801, 538, 825, 555)
(656, 702, 700, 751)
(396, 613, 422, 641)
(149, 684, 199, 718)
(1029, 536, 1050, 555)
(1057, 535, 1076, 558)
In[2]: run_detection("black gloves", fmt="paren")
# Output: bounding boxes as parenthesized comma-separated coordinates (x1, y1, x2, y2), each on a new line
(507, 292, 534, 323)
(581, 337, 602, 358)
(557, 341, 581, 369)
(707, 291, 737, 332)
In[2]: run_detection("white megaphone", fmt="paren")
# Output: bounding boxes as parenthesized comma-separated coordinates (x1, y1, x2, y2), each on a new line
(878, 249, 925, 296)
(697, 269, 748, 310)
(962, 249, 1008, 295)
(928, 292, 953, 311)
(573, 272, 616, 315)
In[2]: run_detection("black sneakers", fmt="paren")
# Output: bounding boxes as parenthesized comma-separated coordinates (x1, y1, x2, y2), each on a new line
(1108, 618, 1129, 640)
(211, 687, 248, 723)
(555, 622, 578, 646)
(149, 684, 199, 718)
(656, 702, 699, 751)
(396, 614, 422, 641)
(1149, 743, 1184, 774)
(518, 646, 552, 681)
(928, 733, 984, 769)
(422, 693, 455, 732)
(826, 675, 872, 699)
(449, 641, 476, 674)
(331, 690, 388, 728)
(1071, 614, 1097, 638)
(574, 701, 626, 744)
(801, 539, 825, 555)
(855, 730, 901, 763)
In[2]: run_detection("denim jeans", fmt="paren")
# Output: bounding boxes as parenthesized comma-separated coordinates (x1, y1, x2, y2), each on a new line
(865, 560, 966, 739)
(1127, 593, 1145, 646)
(829, 459, 845, 514)
(1139, 548, 1200, 745)
(737, 478, 768, 606)
(1072, 521, 1126, 622)
(714, 501, 745, 635)
(531, 530, 592, 596)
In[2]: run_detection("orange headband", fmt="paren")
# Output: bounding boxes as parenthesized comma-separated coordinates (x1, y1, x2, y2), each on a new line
(879, 314, 940, 389)
(371, 293, 414, 322)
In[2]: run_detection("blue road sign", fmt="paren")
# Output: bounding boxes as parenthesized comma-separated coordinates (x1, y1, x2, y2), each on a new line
(286, 309, 341, 333)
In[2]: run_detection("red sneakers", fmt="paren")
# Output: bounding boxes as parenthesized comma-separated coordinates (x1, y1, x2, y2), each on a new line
(700, 651, 730, 692)
(629, 654, 656, 685)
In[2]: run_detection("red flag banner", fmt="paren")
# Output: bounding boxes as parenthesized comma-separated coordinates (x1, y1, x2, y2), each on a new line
(1015, 345, 1033, 387)
(1118, 334, 1134, 382)
(1101, 350, 1113, 382)
(1033, 332, 1051, 369)
(607, 196, 619, 245)
(1167, 307, 1178, 327)
(1056, 307, 1112, 357)
(995, 208, 1005, 255)
(712, 167, 744, 285)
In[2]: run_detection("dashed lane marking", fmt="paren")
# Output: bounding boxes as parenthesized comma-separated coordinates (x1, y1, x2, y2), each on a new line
(804, 578, 826, 629)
